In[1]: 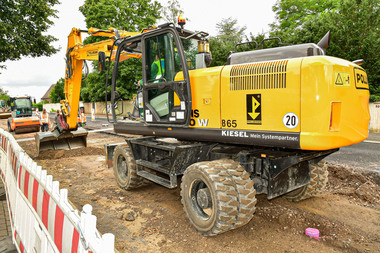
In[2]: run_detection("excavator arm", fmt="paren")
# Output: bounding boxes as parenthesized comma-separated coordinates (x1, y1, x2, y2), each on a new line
(62, 27, 142, 129)
(36, 27, 146, 154)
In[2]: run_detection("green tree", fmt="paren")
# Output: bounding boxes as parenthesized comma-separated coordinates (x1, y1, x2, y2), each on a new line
(0, 88, 9, 101)
(216, 17, 246, 45)
(270, 0, 338, 36)
(209, 18, 247, 67)
(0, 0, 59, 69)
(79, 0, 161, 44)
(270, 0, 379, 100)
(78, 0, 162, 102)
(49, 78, 65, 103)
(162, 0, 183, 24)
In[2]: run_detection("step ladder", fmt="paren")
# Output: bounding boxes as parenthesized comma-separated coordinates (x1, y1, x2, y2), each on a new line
(128, 137, 212, 189)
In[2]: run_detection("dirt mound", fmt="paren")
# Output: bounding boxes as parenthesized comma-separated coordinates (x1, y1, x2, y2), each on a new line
(327, 164, 380, 207)
(36, 147, 105, 160)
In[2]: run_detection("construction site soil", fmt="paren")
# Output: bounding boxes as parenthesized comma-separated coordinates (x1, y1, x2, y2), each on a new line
(2, 120, 379, 253)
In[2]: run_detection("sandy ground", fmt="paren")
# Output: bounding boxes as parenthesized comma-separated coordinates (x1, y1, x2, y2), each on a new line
(3, 119, 380, 252)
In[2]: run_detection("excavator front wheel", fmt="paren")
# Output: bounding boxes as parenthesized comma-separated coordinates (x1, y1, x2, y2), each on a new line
(181, 159, 256, 236)
(113, 145, 143, 190)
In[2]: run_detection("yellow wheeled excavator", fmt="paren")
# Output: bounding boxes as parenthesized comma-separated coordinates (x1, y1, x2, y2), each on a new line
(36, 17, 370, 236)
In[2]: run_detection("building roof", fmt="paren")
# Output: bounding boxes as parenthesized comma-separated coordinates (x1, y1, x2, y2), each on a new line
(41, 84, 55, 101)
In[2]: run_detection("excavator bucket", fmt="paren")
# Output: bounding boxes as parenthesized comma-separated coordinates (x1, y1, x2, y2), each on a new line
(35, 128, 88, 156)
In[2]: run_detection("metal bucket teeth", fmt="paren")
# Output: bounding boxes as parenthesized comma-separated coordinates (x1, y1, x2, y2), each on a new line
(35, 128, 88, 155)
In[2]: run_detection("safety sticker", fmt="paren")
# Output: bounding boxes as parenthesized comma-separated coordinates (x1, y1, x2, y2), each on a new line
(86, 50, 98, 57)
(145, 110, 152, 122)
(334, 72, 350, 87)
(247, 94, 262, 125)
(354, 67, 369, 90)
(283, 112, 299, 129)
(176, 111, 184, 119)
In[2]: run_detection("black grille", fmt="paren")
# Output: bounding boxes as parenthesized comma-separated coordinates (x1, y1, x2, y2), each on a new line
(230, 60, 288, 90)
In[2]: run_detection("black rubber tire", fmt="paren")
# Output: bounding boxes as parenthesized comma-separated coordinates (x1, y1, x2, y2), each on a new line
(7, 121, 12, 132)
(181, 159, 256, 236)
(285, 160, 328, 202)
(113, 144, 143, 190)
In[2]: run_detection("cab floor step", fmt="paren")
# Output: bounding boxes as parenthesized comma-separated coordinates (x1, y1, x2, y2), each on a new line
(136, 159, 171, 175)
(137, 170, 177, 188)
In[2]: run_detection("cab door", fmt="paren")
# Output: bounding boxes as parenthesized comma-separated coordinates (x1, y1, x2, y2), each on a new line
(141, 27, 192, 126)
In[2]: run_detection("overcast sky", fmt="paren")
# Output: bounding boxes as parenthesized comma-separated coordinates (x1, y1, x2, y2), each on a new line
(0, 0, 276, 102)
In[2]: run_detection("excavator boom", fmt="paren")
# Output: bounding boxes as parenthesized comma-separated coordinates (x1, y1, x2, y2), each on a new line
(35, 27, 146, 154)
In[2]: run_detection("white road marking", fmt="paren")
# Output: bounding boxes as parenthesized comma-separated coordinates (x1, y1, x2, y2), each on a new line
(88, 128, 114, 133)
(363, 140, 380, 144)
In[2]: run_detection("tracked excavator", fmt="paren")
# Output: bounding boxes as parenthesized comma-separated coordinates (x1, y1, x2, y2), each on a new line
(36, 17, 370, 236)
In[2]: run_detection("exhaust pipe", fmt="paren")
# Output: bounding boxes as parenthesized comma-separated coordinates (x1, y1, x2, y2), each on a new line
(317, 31, 331, 55)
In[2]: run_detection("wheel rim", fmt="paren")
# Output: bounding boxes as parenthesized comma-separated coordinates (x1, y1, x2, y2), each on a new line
(117, 155, 128, 181)
(189, 179, 214, 219)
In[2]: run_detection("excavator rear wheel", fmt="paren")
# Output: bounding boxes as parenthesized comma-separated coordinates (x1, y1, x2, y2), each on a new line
(181, 159, 256, 236)
(284, 160, 328, 202)
(113, 145, 143, 190)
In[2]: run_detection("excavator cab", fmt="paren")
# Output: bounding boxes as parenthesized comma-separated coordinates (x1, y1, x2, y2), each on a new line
(110, 26, 193, 126)
(142, 29, 192, 125)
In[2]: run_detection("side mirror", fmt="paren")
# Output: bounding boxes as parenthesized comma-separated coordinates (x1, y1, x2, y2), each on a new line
(98, 51, 106, 71)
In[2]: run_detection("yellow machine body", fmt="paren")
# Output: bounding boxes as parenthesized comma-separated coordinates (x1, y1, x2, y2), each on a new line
(183, 56, 369, 150)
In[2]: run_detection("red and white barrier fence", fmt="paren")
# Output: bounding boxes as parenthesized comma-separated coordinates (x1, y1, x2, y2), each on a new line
(0, 129, 115, 253)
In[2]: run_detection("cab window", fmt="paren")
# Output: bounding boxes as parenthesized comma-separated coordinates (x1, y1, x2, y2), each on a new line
(145, 33, 184, 84)
(144, 33, 185, 120)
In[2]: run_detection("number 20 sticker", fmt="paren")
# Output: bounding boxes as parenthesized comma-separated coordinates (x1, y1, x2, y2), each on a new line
(283, 113, 299, 129)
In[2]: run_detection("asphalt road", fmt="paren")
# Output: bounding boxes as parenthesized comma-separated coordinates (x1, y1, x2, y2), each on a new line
(326, 133, 380, 171)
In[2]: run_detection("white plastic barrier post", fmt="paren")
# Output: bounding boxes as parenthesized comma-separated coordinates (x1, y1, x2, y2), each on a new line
(91, 107, 96, 121)
(0, 128, 115, 253)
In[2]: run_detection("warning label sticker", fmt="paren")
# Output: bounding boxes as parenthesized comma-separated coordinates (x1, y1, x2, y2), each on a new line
(86, 50, 99, 57)
(334, 72, 350, 87)
(247, 94, 262, 125)
(354, 67, 369, 90)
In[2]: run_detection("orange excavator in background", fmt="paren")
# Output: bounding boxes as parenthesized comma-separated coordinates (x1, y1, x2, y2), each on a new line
(7, 96, 40, 133)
